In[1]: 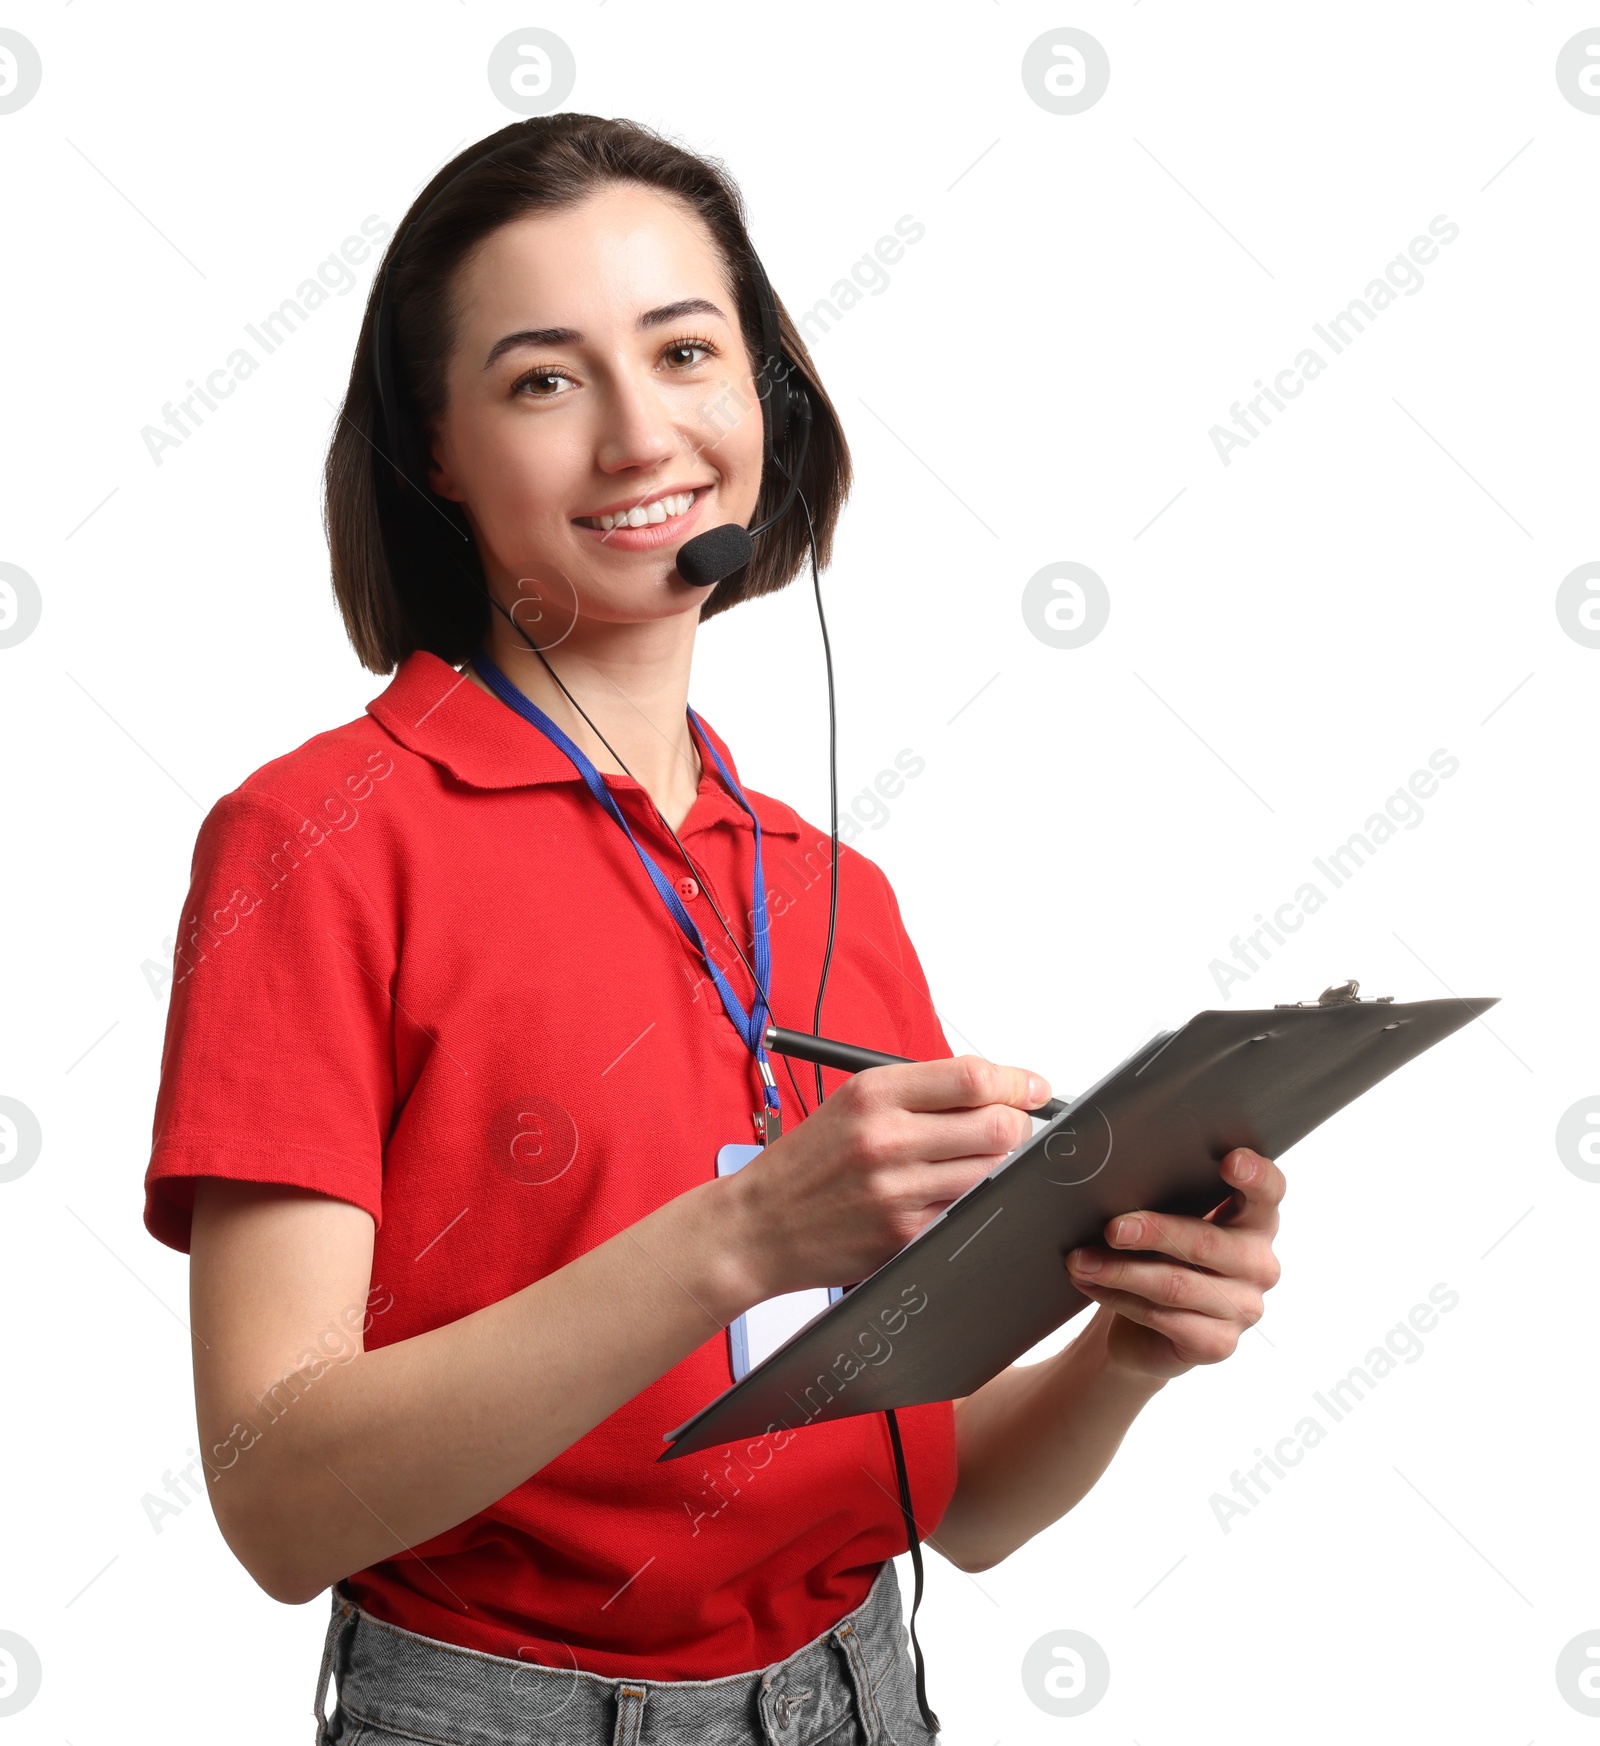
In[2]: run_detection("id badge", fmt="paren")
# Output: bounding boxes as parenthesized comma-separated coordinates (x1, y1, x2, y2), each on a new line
(715, 1143, 845, 1382)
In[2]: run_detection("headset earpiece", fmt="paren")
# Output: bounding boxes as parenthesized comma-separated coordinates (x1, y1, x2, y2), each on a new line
(747, 253, 793, 471)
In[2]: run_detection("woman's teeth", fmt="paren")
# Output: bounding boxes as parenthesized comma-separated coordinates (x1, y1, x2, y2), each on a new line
(582, 490, 695, 532)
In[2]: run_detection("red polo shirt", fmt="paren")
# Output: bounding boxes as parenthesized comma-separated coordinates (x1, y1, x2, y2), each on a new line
(143, 650, 958, 1678)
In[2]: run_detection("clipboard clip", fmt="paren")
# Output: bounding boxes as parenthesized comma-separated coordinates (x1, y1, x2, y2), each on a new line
(1274, 979, 1394, 1008)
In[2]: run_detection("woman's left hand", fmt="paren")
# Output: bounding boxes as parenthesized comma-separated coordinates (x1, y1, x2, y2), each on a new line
(1065, 1147, 1285, 1382)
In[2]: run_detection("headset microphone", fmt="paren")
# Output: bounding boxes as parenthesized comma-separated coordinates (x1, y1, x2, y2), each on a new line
(674, 387, 812, 588)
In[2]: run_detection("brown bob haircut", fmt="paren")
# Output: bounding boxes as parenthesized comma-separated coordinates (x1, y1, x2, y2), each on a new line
(325, 113, 853, 676)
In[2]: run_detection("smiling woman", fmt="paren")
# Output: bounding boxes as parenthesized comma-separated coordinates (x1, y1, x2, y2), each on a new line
(425, 202, 756, 589)
(326, 117, 846, 680)
(143, 112, 1234, 1746)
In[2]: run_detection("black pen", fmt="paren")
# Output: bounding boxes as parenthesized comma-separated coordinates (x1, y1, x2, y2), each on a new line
(762, 1024, 1067, 1120)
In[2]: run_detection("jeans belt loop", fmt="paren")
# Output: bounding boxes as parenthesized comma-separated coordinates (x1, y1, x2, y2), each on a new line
(312, 1588, 359, 1746)
(611, 1681, 648, 1746)
(831, 1619, 884, 1746)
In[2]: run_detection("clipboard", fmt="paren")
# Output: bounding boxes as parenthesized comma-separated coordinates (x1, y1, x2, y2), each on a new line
(659, 985, 1497, 1461)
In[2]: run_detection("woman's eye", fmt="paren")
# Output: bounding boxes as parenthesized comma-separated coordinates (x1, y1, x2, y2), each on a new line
(514, 370, 573, 399)
(663, 340, 713, 369)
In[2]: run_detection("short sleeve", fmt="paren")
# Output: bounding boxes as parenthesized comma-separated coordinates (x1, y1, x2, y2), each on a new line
(874, 868, 954, 1065)
(143, 790, 397, 1254)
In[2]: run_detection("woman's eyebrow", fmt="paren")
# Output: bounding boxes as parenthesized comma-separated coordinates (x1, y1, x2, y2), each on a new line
(482, 298, 728, 370)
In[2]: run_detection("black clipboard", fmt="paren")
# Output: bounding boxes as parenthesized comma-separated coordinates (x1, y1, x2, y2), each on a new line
(659, 988, 1497, 1461)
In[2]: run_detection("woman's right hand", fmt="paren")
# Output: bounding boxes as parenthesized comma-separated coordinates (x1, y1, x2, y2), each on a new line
(723, 1056, 1052, 1301)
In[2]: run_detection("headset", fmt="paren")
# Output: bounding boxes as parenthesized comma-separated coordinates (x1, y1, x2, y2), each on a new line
(366, 127, 939, 1736)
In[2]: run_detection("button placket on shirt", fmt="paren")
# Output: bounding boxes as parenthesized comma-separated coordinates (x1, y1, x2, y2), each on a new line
(679, 830, 752, 942)
(657, 817, 760, 1011)
(611, 782, 731, 914)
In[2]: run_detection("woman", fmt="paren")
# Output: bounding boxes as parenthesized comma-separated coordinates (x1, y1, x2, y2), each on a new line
(144, 114, 1284, 1746)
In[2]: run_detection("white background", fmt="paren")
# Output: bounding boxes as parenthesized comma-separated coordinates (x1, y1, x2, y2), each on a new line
(2, 3, 1596, 1741)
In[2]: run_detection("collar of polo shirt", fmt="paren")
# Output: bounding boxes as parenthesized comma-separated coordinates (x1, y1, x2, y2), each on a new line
(368, 651, 804, 840)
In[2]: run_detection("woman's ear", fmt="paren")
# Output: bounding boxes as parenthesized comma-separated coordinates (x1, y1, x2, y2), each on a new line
(425, 429, 465, 503)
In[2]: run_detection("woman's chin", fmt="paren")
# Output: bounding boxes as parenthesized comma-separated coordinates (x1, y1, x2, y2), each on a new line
(556, 574, 712, 630)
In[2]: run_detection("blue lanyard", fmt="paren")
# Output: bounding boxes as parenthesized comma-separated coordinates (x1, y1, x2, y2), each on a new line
(470, 645, 780, 1115)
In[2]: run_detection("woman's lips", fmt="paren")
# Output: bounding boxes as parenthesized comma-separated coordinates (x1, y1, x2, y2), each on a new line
(572, 487, 710, 552)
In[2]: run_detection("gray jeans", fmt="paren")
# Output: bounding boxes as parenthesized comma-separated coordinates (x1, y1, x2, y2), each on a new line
(312, 1560, 939, 1746)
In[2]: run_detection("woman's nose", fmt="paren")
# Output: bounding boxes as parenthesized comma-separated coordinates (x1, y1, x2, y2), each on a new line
(592, 365, 680, 474)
